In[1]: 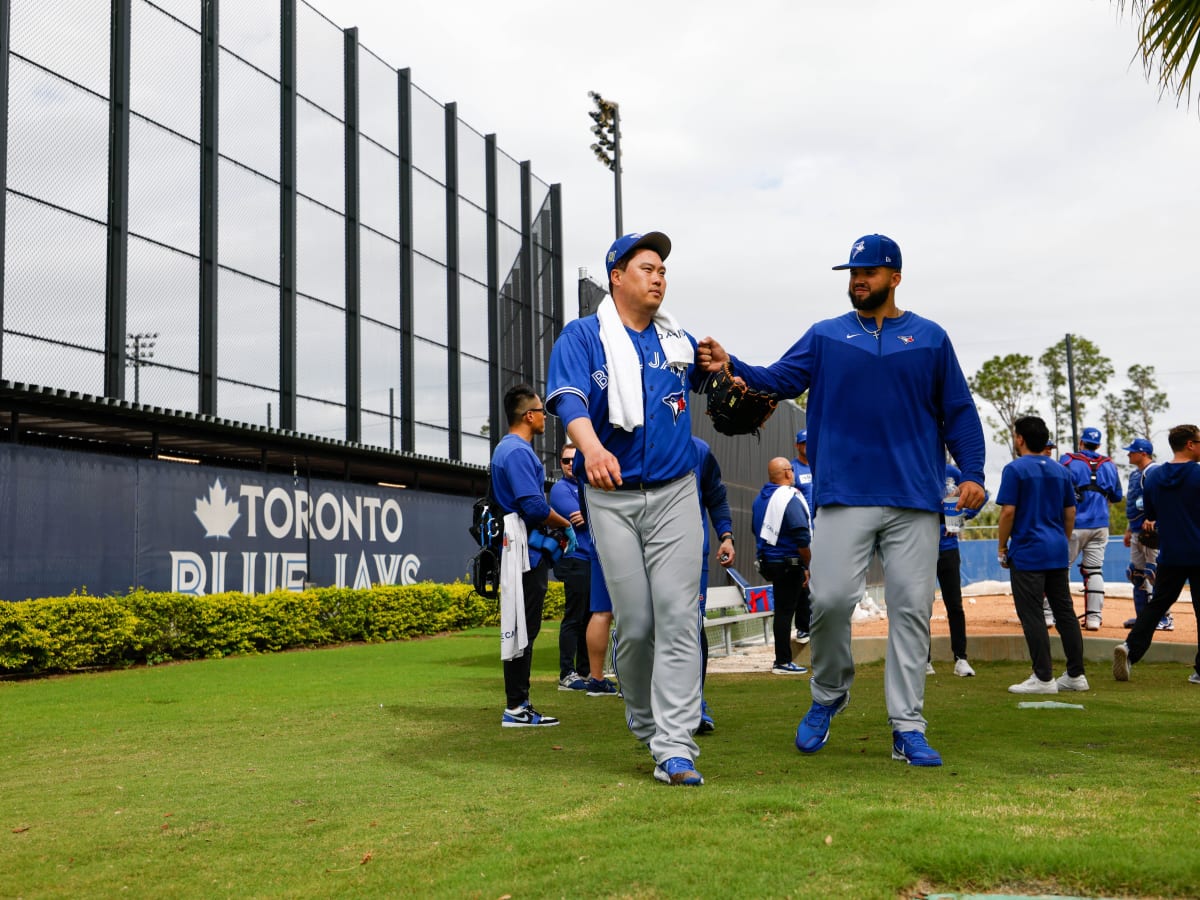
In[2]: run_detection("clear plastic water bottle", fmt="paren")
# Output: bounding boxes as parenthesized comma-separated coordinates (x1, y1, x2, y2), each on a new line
(943, 478, 964, 534)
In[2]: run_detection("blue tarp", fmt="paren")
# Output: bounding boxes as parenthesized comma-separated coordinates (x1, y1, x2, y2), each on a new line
(958, 537, 1129, 586)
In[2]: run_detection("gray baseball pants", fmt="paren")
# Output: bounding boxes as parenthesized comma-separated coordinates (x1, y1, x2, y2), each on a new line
(1068, 527, 1109, 618)
(808, 505, 939, 734)
(585, 474, 703, 764)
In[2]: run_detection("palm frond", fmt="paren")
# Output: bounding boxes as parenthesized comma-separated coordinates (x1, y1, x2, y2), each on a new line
(1115, 0, 1200, 107)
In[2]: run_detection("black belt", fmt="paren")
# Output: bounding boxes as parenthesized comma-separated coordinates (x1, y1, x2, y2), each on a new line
(611, 472, 692, 492)
(759, 556, 805, 568)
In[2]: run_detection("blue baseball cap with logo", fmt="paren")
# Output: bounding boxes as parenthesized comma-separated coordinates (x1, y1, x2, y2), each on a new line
(605, 231, 671, 277)
(832, 234, 902, 271)
(795, 430, 807, 443)
(1122, 437, 1154, 455)
(1080, 426, 1102, 445)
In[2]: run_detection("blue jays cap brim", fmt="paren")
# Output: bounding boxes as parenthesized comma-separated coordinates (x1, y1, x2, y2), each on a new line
(606, 231, 672, 276)
(832, 233, 902, 271)
(1122, 438, 1153, 454)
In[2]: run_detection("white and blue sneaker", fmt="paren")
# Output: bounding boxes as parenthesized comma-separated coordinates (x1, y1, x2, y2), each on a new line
(772, 661, 808, 675)
(501, 703, 559, 728)
(584, 677, 619, 696)
(697, 700, 715, 734)
(795, 693, 849, 753)
(558, 672, 588, 691)
(653, 757, 703, 786)
(892, 730, 943, 767)
(1156, 615, 1174, 631)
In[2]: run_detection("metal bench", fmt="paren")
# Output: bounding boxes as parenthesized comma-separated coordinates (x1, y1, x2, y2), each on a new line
(704, 584, 773, 656)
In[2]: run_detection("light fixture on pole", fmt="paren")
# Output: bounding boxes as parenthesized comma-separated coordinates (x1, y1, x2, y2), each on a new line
(126, 331, 158, 404)
(587, 90, 623, 239)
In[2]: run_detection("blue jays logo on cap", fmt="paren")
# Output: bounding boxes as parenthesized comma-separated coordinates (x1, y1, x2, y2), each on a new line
(1080, 426, 1102, 444)
(832, 233, 902, 271)
(605, 231, 672, 277)
(1122, 437, 1153, 455)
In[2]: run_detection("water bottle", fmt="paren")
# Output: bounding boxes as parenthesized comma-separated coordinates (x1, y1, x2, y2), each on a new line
(943, 478, 964, 534)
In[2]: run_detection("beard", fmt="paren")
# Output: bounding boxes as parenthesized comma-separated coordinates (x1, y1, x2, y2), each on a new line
(848, 284, 890, 312)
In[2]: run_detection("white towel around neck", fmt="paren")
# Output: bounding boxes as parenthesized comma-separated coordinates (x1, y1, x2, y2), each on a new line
(596, 296, 694, 432)
(759, 485, 810, 546)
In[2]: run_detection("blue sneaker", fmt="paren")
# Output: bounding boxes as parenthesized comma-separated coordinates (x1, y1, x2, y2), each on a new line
(558, 672, 588, 691)
(584, 677, 619, 696)
(891, 730, 942, 767)
(698, 700, 715, 734)
(794, 693, 849, 754)
(772, 661, 808, 674)
(653, 757, 704, 786)
(501, 703, 560, 728)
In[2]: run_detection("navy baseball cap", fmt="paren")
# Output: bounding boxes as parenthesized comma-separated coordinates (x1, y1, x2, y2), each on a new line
(832, 234, 902, 271)
(1080, 426, 1102, 444)
(795, 430, 807, 443)
(1122, 437, 1154, 455)
(605, 231, 671, 277)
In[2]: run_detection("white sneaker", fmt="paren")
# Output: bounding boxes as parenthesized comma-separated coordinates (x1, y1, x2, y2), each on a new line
(925, 662, 936, 675)
(1008, 674, 1058, 694)
(1113, 642, 1131, 682)
(953, 658, 975, 677)
(1085, 613, 1102, 631)
(1055, 672, 1090, 692)
(1189, 672, 1200, 685)
(1043, 602, 1054, 627)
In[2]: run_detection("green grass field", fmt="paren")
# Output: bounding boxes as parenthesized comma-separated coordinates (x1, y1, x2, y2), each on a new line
(3, 626, 1198, 899)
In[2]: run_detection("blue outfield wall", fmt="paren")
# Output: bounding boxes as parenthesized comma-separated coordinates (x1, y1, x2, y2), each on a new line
(958, 537, 1130, 586)
(0, 444, 478, 601)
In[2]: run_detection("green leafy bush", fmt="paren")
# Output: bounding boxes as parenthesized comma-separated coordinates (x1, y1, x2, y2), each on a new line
(0, 581, 565, 677)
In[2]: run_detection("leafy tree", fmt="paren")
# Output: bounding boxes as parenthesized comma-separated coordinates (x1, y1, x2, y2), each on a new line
(968, 353, 1037, 459)
(1038, 336, 1114, 443)
(1117, 0, 1200, 108)
(1121, 363, 1170, 440)
(1102, 393, 1129, 458)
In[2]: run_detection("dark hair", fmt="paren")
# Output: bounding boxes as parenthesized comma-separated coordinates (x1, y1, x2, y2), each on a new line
(504, 383, 539, 425)
(1014, 415, 1049, 452)
(1167, 423, 1200, 452)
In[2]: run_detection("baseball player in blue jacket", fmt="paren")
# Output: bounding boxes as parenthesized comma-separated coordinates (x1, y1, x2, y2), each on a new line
(1059, 427, 1123, 630)
(698, 233, 986, 768)
(547, 231, 708, 787)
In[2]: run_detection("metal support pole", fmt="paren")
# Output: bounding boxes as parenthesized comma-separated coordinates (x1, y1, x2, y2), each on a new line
(198, 0, 219, 414)
(279, 0, 297, 430)
(611, 105, 622, 238)
(104, 0, 132, 400)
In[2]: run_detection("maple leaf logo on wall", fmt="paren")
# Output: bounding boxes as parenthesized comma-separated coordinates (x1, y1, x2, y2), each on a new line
(194, 479, 241, 538)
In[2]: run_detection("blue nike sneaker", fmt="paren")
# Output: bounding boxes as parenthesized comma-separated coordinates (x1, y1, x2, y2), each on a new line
(794, 693, 849, 754)
(891, 730, 942, 767)
(653, 757, 704, 786)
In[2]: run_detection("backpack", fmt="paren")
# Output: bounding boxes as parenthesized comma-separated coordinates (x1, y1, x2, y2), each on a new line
(468, 489, 503, 600)
(1062, 452, 1113, 502)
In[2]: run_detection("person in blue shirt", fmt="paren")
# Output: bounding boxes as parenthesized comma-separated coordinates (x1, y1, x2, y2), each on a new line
(547, 231, 708, 787)
(491, 384, 574, 727)
(693, 436, 736, 733)
(791, 429, 815, 643)
(997, 415, 1087, 694)
(698, 233, 986, 769)
(931, 463, 985, 677)
(549, 441, 594, 691)
(752, 457, 812, 675)
(1114, 424, 1200, 682)
(1059, 426, 1123, 630)
(1120, 437, 1168, 631)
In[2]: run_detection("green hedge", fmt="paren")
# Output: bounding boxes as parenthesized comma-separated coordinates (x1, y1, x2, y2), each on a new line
(0, 582, 565, 677)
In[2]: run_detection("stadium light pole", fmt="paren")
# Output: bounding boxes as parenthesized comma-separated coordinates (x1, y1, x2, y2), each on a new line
(588, 90, 622, 239)
(126, 331, 158, 404)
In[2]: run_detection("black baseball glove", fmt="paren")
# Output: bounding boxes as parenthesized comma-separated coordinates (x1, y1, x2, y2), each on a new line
(1137, 526, 1159, 550)
(704, 363, 779, 437)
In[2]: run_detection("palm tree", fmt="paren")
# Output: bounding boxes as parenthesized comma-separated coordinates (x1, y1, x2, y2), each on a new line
(1117, 1, 1200, 105)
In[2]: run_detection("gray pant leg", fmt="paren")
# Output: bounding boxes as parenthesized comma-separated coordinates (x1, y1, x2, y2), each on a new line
(1070, 527, 1108, 616)
(807, 506, 883, 707)
(587, 477, 703, 763)
(875, 508, 939, 733)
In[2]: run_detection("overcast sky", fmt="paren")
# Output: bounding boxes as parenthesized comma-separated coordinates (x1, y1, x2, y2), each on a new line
(328, 0, 1199, 481)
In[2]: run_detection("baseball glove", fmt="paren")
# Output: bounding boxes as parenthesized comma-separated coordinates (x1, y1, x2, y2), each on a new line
(1137, 527, 1159, 550)
(704, 363, 778, 437)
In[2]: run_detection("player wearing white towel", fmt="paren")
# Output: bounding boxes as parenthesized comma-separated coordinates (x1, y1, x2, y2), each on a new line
(547, 231, 708, 786)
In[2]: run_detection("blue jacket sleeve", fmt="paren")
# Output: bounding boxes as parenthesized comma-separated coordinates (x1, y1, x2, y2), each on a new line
(699, 448, 733, 538)
(939, 337, 987, 488)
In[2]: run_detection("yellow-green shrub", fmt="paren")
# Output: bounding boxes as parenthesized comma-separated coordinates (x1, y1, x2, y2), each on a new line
(0, 580, 565, 676)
